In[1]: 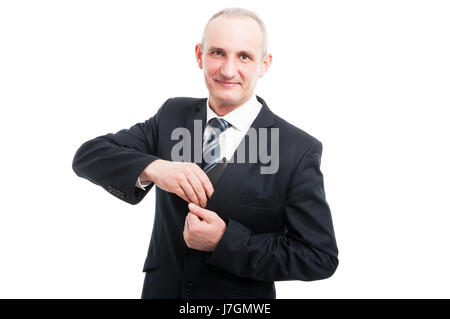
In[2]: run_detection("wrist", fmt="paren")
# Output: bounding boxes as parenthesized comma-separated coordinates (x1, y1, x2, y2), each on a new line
(143, 159, 163, 183)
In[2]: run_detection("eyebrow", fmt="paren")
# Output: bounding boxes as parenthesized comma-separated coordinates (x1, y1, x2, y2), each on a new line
(209, 47, 255, 59)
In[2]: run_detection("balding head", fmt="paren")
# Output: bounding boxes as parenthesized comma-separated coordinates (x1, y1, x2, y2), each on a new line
(201, 8, 268, 60)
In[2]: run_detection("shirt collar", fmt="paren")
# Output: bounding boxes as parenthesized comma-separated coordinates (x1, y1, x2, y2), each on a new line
(205, 94, 261, 132)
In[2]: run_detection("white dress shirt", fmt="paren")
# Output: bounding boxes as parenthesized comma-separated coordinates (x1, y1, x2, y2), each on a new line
(136, 95, 262, 190)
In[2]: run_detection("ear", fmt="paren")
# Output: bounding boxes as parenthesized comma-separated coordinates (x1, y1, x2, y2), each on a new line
(258, 53, 272, 78)
(195, 43, 203, 69)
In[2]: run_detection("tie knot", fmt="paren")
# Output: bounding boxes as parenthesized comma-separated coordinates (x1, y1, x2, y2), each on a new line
(208, 117, 231, 133)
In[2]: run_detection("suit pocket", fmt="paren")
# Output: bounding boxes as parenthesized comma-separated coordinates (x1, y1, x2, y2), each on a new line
(240, 193, 281, 208)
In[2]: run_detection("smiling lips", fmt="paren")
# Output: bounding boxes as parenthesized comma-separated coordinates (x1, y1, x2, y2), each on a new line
(215, 80, 240, 87)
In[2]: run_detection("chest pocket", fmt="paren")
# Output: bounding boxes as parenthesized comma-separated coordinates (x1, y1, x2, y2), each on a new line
(230, 193, 284, 233)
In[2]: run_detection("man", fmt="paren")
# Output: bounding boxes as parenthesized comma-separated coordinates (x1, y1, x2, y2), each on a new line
(72, 8, 339, 299)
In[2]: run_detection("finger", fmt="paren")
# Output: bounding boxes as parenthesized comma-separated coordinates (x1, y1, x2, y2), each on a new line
(187, 171, 207, 208)
(187, 211, 202, 228)
(175, 187, 190, 203)
(183, 215, 190, 247)
(179, 180, 200, 205)
(188, 203, 213, 223)
(187, 212, 193, 228)
(184, 213, 190, 231)
(193, 166, 214, 199)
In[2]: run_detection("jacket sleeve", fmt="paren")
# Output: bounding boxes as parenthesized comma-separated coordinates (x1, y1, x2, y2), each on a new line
(206, 140, 339, 281)
(72, 98, 171, 205)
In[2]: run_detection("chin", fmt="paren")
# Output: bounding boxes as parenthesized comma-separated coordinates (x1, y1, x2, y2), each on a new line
(214, 89, 241, 101)
(215, 94, 241, 105)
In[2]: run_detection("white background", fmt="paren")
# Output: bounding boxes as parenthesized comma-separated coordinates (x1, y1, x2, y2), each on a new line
(1, 0, 449, 298)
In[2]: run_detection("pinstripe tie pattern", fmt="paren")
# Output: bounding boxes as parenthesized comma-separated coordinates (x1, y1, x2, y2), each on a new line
(202, 117, 231, 173)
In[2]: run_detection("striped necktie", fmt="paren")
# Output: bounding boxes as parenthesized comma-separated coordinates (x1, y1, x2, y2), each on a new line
(202, 117, 231, 173)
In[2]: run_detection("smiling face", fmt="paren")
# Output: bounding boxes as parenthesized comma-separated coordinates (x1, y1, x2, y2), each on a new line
(195, 16, 272, 113)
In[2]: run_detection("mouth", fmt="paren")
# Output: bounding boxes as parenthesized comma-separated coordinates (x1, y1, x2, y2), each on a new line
(215, 80, 240, 88)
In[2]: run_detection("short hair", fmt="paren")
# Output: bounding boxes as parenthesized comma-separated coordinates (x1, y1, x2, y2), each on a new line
(200, 7, 268, 58)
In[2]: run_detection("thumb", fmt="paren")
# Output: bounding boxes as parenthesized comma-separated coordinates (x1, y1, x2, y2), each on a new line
(188, 203, 213, 222)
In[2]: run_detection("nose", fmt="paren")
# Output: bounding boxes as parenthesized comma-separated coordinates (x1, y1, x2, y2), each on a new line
(220, 57, 237, 79)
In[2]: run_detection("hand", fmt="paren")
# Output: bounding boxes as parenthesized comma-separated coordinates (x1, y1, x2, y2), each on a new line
(140, 159, 214, 208)
(183, 203, 226, 252)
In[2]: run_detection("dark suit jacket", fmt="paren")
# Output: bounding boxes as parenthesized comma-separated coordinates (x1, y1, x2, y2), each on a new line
(72, 95, 339, 299)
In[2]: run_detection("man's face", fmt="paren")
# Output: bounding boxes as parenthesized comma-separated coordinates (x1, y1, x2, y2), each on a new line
(195, 16, 272, 108)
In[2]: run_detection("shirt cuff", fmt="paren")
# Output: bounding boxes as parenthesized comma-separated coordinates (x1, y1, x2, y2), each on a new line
(135, 177, 152, 190)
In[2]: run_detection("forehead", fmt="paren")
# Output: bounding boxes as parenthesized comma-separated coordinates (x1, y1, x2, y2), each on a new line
(204, 16, 263, 54)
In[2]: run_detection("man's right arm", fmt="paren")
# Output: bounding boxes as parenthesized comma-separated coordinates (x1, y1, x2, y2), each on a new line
(72, 98, 172, 205)
(72, 97, 214, 207)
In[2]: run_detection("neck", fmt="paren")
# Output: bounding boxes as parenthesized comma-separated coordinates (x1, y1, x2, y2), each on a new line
(208, 95, 253, 117)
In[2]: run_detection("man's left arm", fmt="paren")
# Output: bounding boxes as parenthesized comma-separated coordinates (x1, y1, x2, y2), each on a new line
(206, 141, 339, 282)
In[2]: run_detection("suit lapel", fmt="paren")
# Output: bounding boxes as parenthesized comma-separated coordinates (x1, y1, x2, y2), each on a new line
(205, 95, 276, 213)
(185, 99, 207, 167)
(184, 96, 276, 213)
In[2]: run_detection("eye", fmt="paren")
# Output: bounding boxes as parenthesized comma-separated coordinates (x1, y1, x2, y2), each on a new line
(240, 54, 250, 60)
(212, 50, 223, 56)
